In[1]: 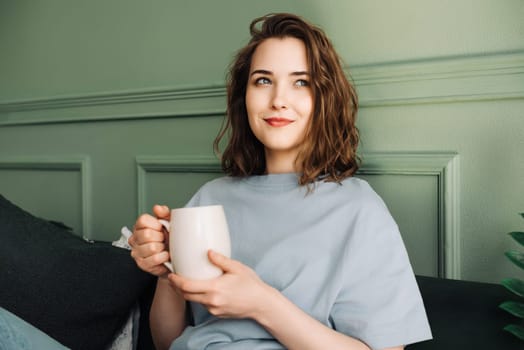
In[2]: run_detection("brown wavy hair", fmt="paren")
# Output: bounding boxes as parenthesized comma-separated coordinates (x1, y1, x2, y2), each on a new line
(214, 13, 360, 185)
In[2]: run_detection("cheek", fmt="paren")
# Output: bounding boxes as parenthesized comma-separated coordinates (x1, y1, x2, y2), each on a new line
(293, 89, 313, 111)
(299, 95, 314, 120)
(245, 84, 259, 106)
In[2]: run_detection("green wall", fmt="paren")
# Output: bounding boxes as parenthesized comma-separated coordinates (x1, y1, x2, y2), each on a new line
(1, 0, 523, 284)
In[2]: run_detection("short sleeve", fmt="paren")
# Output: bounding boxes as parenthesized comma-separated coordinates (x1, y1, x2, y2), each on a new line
(330, 192, 432, 349)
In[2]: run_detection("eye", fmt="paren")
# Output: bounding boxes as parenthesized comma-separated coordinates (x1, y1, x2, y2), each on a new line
(295, 79, 309, 87)
(254, 77, 271, 85)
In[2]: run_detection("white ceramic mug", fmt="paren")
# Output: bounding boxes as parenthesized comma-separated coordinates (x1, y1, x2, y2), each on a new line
(159, 205, 231, 280)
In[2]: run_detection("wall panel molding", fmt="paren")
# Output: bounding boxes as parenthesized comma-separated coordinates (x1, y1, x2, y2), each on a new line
(358, 151, 461, 279)
(0, 85, 226, 126)
(1, 51, 522, 126)
(351, 51, 524, 107)
(136, 155, 221, 215)
(0, 155, 92, 238)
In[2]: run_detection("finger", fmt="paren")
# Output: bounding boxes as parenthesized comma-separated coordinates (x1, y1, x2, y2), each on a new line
(177, 290, 210, 305)
(134, 213, 164, 232)
(133, 228, 166, 245)
(127, 234, 136, 247)
(168, 275, 225, 314)
(136, 251, 170, 271)
(168, 273, 212, 294)
(168, 273, 192, 291)
(150, 265, 171, 278)
(131, 241, 167, 259)
(153, 204, 171, 220)
(208, 250, 236, 272)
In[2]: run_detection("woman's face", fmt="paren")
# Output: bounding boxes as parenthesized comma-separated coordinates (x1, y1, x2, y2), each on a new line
(245, 37, 313, 172)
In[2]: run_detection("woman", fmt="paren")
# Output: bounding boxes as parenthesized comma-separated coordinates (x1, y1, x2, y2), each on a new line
(129, 13, 432, 350)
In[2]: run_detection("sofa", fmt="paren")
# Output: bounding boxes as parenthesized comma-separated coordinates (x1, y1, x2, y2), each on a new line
(408, 276, 523, 349)
(0, 194, 157, 350)
(1, 194, 522, 349)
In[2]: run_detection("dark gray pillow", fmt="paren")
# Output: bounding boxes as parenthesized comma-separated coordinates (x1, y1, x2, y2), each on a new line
(0, 194, 155, 350)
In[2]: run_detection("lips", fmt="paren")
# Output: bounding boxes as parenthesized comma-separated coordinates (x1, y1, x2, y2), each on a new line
(263, 117, 294, 127)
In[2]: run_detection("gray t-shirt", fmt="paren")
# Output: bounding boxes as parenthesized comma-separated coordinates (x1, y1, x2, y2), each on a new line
(170, 173, 432, 350)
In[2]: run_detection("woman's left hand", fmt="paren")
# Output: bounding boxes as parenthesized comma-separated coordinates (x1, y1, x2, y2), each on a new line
(168, 250, 274, 319)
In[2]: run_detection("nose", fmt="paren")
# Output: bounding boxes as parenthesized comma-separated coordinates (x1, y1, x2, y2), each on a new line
(271, 85, 288, 110)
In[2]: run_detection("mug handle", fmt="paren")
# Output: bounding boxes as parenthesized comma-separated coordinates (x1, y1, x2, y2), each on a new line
(158, 219, 174, 273)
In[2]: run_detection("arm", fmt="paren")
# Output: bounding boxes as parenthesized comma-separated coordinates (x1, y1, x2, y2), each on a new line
(254, 286, 403, 350)
(129, 205, 188, 350)
(169, 251, 404, 350)
(150, 278, 187, 350)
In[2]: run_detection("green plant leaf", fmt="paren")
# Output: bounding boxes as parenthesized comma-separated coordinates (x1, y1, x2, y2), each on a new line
(503, 324, 524, 340)
(501, 278, 524, 297)
(500, 301, 524, 318)
(505, 251, 524, 270)
(509, 232, 524, 246)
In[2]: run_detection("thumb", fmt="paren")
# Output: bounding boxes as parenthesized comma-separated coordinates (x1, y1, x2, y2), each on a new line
(153, 204, 170, 220)
(208, 250, 235, 272)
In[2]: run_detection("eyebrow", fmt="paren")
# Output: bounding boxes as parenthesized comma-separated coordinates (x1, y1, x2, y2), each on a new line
(250, 69, 309, 76)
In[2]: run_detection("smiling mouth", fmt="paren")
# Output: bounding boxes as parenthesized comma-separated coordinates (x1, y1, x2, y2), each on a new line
(263, 117, 294, 127)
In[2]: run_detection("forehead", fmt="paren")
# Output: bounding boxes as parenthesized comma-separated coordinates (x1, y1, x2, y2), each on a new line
(250, 37, 308, 72)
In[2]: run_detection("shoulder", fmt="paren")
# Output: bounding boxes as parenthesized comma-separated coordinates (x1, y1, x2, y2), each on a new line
(185, 176, 242, 207)
(197, 176, 242, 194)
(312, 176, 386, 210)
(339, 176, 373, 193)
(191, 176, 235, 197)
(338, 177, 386, 208)
(335, 176, 397, 228)
(200, 176, 235, 188)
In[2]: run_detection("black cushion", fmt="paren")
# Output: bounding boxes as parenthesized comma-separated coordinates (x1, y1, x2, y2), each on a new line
(408, 275, 523, 349)
(0, 194, 155, 350)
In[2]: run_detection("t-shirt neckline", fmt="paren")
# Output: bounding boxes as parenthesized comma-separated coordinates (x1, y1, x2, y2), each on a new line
(242, 173, 301, 191)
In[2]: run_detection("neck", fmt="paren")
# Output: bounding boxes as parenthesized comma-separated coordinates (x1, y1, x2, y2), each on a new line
(264, 150, 299, 174)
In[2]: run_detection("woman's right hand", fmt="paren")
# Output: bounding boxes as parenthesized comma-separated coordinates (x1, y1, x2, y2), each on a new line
(129, 204, 171, 277)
